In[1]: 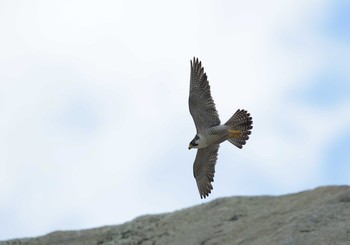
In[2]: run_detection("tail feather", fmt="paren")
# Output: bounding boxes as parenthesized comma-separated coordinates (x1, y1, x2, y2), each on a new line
(225, 109, 253, 149)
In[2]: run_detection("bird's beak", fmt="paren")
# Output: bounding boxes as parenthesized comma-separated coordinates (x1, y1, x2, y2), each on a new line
(188, 144, 192, 150)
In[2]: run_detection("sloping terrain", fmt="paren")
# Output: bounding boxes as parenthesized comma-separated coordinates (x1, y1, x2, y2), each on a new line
(2, 186, 350, 245)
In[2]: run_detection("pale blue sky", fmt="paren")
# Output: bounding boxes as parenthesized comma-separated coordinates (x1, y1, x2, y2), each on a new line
(0, 0, 349, 241)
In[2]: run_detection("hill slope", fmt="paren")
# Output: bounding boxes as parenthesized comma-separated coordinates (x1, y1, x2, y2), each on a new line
(2, 186, 350, 245)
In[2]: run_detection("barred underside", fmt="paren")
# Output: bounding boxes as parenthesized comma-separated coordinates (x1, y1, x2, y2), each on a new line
(193, 144, 220, 199)
(189, 57, 220, 133)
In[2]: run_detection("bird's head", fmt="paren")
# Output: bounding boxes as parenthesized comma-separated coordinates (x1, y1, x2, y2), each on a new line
(188, 135, 200, 150)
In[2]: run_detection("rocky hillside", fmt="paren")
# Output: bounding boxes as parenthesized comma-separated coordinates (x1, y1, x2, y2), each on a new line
(1, 186, 350, 245)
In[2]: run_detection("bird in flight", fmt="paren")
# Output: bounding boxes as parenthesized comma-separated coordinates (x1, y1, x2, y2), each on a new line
(188, 57, 253, 199)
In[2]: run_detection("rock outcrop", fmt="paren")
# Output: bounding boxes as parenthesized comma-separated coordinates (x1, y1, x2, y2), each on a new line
(1, 186, 350, 245)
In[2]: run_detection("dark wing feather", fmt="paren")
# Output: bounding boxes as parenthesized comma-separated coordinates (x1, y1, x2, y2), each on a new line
(189, 57, 220, 133)
(193, 144, 220, 199)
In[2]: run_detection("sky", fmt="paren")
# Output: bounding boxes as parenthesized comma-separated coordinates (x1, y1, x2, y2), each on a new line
(0, 0, 350, 241)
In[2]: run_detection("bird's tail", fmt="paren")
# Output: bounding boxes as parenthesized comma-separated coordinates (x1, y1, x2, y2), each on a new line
(225, 109, 253, 149)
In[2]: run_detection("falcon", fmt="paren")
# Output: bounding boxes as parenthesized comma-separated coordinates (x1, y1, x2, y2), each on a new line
(188, 57, 253, 199)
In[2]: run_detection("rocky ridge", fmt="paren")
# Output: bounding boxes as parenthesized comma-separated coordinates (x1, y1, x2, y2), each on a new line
(1, 186, 350, 245)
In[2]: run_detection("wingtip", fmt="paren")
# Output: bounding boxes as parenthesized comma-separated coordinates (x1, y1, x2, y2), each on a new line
(191, 57, 200, 65)
(201, 193, 209, 199)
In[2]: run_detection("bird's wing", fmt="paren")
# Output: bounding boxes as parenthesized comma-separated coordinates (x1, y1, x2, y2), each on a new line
(189, 57, 220, 133)
(193, 144, 220, 199)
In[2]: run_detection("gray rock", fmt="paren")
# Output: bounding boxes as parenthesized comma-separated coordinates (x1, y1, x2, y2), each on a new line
(2, 186, 350, 245)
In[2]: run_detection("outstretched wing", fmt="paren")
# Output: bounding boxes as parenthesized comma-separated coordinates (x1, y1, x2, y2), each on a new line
(189, 57, 220, 133)
(193, 144, 220, 199)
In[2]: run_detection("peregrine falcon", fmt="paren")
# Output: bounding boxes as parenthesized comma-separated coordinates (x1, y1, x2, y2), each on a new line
(188, 57, 253, 199)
